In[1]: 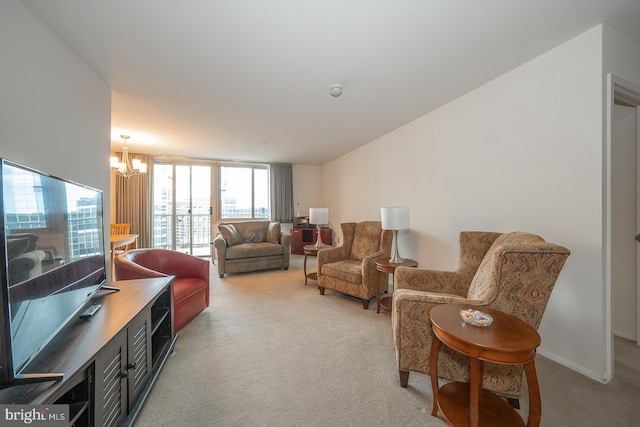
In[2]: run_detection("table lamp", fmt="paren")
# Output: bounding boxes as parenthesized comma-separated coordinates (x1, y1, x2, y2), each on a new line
(381, 206, 410, 263)
(309, 208, 329, 248)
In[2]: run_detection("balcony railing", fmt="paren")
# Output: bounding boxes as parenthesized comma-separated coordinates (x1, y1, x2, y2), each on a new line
(153, 213, 211, 256)
(220, 207, 268, 219)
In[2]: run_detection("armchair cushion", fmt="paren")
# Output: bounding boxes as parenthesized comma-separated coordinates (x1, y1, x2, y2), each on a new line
(350, 222, 384, 261)
(321, 260, 363, 284)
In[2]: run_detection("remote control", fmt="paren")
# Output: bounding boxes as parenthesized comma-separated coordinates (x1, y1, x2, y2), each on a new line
(79, 304, 101, 319)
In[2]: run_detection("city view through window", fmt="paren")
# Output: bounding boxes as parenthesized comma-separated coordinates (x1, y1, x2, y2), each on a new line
(153, 163, 269, 257)
(219, 165, 269, 219)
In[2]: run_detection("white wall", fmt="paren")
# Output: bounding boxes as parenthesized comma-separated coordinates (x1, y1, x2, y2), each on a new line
(0, 1, 111, 271)
(292, 164, 329, 218)
(325, 26, 610, 380)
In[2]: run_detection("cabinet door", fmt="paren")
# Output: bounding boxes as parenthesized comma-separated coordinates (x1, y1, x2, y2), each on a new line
(94, 332, 127, 427)
(127, 311, 152, 409)
(319, 229, 332, 246)
(291, 229, 303, 254)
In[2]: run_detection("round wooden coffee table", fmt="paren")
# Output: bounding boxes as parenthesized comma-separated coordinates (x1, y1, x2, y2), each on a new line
(429, 304, 541, 427)
(374, 258, 418, 313)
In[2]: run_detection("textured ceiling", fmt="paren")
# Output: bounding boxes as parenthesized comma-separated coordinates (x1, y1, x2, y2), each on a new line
(21, 0, 640, 165)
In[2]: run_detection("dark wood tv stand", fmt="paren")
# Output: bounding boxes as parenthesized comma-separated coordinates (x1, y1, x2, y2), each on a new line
(0, 277, 176, 427)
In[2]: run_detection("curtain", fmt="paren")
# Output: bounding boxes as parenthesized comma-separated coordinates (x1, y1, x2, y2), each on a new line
(270, 163, 294, 223)
(115, 153, 152, 248)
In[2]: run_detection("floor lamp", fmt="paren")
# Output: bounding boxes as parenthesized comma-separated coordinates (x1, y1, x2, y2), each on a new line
(309, 208, 329, 248)
(381, 206, 410, 263)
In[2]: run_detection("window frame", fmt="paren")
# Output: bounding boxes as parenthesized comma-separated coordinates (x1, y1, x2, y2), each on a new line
(218, 163, 269, 221)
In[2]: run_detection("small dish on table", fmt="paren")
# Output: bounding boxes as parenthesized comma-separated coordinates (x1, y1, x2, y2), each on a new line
(460, 308, 493, 327)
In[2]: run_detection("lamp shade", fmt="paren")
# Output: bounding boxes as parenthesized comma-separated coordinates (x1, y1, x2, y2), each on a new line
(309, 208, 329, 225)
(381, 206, 410, 230)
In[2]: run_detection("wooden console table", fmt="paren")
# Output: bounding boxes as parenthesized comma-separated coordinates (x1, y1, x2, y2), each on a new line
(429, 304, 541, 427)
(0, 277, 176, 427)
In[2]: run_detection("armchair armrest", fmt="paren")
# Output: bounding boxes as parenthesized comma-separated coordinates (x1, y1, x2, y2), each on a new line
(158, 251, 210, 281)
(361, 250, 385, 285)
(114, 256, 168, 280)
(394, 266, 469, 297)
(393, 288, 482, 307)
(392, 288, 483, 366)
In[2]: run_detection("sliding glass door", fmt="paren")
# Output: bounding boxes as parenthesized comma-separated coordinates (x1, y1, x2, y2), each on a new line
(153, 162, 214, 257)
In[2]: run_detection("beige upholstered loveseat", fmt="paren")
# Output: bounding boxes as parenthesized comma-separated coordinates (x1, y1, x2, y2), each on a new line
(392, 231, 570, 404)
(213, 220, 291, 278)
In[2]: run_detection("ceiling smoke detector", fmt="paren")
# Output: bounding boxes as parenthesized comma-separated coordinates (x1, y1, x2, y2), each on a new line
(329, 84, 343, 97)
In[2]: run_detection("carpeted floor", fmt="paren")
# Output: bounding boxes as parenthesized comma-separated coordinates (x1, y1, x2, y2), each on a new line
(134, 255, 640, 426)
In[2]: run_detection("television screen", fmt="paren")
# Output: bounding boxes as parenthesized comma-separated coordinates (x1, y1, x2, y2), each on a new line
(1, 159, 106, 380)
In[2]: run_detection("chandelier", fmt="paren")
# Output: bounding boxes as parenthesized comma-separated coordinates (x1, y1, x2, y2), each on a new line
(110, 135, 147, 179)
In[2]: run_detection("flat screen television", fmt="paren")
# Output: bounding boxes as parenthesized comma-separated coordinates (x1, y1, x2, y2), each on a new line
(0, 158, 107, 388)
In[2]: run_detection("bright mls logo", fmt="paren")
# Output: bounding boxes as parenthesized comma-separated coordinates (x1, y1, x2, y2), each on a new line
(0, 405, 68, 426)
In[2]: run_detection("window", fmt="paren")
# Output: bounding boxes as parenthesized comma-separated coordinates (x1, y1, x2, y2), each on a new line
(219, 164, 269, 220)
(152, 162, 214, 257)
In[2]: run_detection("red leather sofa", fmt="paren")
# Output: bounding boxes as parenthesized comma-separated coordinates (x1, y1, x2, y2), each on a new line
(115, 249, 210, 331)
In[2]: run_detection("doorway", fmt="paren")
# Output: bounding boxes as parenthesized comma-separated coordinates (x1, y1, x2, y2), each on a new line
(612, 103, 639, 341)
(609, 75, 640, 381)
(152, 161, 215, 257)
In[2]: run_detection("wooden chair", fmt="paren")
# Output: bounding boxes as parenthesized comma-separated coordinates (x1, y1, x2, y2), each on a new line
(110, 223, 131, 253)
(110, 223, 130, 236)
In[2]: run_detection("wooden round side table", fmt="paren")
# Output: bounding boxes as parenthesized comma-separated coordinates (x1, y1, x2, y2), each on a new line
(374, 258, 418, 313)
(429, 304, 542, 427)
(303, 244, 332, 285)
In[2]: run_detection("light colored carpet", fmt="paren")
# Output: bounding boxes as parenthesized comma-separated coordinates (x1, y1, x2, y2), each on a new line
(134, 255, 640, 426)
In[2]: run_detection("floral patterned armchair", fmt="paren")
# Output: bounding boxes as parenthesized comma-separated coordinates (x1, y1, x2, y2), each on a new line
(317, 221, 393, 309)
(392, 231, 570, 404)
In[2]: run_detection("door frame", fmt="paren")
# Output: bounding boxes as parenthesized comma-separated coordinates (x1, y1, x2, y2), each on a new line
(152, 158, 217, 257)
(605, 74, 640, 380)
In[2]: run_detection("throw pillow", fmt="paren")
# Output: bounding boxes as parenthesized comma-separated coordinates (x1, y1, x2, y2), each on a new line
(218, 224, 243, 246)
(267, 222, 281, 244)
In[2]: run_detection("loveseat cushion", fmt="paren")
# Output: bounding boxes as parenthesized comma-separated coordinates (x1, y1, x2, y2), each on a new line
(267, 222, 281, 244)
(226, 242, 284, 259)
(238, 221, 268, 243)
(218, 224, 243, 246)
